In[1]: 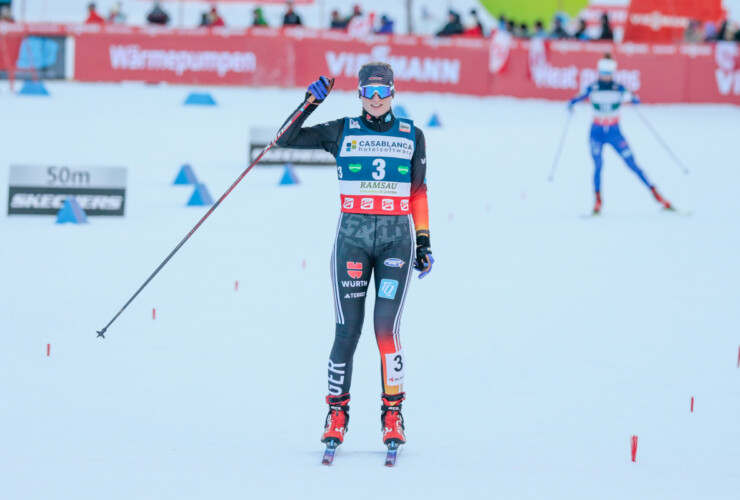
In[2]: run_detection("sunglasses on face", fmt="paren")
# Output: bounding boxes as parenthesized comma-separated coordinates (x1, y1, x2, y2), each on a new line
(359, 85, 394, 99)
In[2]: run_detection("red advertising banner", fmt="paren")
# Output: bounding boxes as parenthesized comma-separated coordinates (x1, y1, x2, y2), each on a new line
(12, 22, 733, 105)
(487, 38, 740, 104)
(624, 0, 725, 43)
(290, 30, 489, 95)
(74, 27, 490, 95)
(75, 30, 294, 86)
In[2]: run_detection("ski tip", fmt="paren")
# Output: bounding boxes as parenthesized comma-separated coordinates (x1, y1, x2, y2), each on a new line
(321, 439, 339, 466)
(384, 441, 401, 467)
(663, 207, 691, 216)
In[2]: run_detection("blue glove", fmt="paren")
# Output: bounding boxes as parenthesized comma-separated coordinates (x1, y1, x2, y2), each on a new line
(631, 96, 641, 105)
(414, 235, 433, 279)
(307, 76, 331, 101)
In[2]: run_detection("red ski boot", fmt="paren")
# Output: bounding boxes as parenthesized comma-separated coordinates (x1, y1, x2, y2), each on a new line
(381, 392, 406, 445)
(593, 191, 602, 215)
(650, 187, 672, 210)
(321, 394, 350, 444)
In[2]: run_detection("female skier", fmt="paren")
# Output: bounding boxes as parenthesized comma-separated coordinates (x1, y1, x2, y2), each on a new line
(568, 54, 673, 214)
(276, 62, 433, 460)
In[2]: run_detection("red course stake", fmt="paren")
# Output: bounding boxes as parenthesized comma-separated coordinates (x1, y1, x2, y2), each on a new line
(631, 435, 638, 462)
(152, 308, 156, 320)
(235, 280, 239, 291)
(737, 346, 739, 368)
(691, 397, 694, 412)
(47, 344, 50, 357)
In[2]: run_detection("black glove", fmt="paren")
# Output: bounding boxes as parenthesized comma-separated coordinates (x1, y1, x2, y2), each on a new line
(307, 76, 332, 103)
(414, 234, 433, 279)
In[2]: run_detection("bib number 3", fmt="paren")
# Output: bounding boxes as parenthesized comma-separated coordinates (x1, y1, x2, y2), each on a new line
(372, 158, 386, 180)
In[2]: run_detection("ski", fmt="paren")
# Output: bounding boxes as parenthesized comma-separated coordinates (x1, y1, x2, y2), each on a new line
(664, 207, 691, 216)
(384, 441, 400, 467)
(322, 440, 339, 466)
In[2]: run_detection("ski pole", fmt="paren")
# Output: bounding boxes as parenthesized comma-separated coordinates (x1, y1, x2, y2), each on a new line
(96, 81, 333, 339)
(548, 111, 573, 182)
(633, 106, 689, 175)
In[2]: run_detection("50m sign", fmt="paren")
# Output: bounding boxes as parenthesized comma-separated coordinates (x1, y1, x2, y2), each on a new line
(7, 165, 128, 216)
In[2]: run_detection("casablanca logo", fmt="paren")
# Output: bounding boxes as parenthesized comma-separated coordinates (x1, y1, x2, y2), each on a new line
(397, 165, 409, 175)
(349, 163, 362, 173)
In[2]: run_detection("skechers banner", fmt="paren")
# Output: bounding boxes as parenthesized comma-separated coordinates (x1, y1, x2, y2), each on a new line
(8, 165, 127, 216)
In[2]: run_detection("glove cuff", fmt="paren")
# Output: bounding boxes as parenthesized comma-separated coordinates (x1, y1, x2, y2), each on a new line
(416, 233, 431, 248)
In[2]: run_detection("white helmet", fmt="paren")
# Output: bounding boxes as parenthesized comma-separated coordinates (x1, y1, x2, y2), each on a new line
(597, 57, 617, 75)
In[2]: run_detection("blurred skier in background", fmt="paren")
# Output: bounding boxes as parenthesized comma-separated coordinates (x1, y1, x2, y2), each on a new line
(276, 63, 433, 454)
(568, 54, 673, 214)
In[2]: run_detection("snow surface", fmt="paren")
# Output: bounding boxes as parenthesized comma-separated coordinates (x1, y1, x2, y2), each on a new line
(0, 81, 739, 499)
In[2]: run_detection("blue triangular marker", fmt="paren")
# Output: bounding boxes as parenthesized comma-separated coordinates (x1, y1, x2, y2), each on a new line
(394, 105, 409, 119)
(184, 93, 216, 106)
(187, 183, 214, 206)
(428, 113, 441, 127)
(279, 163, 299, 185)
(56, 196, 88, 224)
(173, 164, 198, 185)
(19, 80, 50, 96)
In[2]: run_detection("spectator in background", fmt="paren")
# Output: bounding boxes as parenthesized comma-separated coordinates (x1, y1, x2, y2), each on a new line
(209, 6, 225, 27)
(505, 19, 515, 34)
(574, 19, 588, 40)
(684, 19, 703, 43)
(515, 23, 530, 39)
(713, 20, 740, 41)
(465, 8, 486, 37)
(0, 4, 14, 23)
(532, 20, 546, 38)
(146, 1, 170, 25)
(199, 11, 210, 26)
(436, 9, 464, 37)
(598, 12, 613, 40)
(550, 15, 569, 38)
(85, 2, 106, 24)
(703, 21, 717, 41)
(283, 1, 302, 26)
(345, 4, 362, 24)
(709, 20, 729, 41)
(252, 7, 268, 26)
(107, 2, 126, 24)
(376, 14, 394, 34)
(330, 9, 346, 30)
